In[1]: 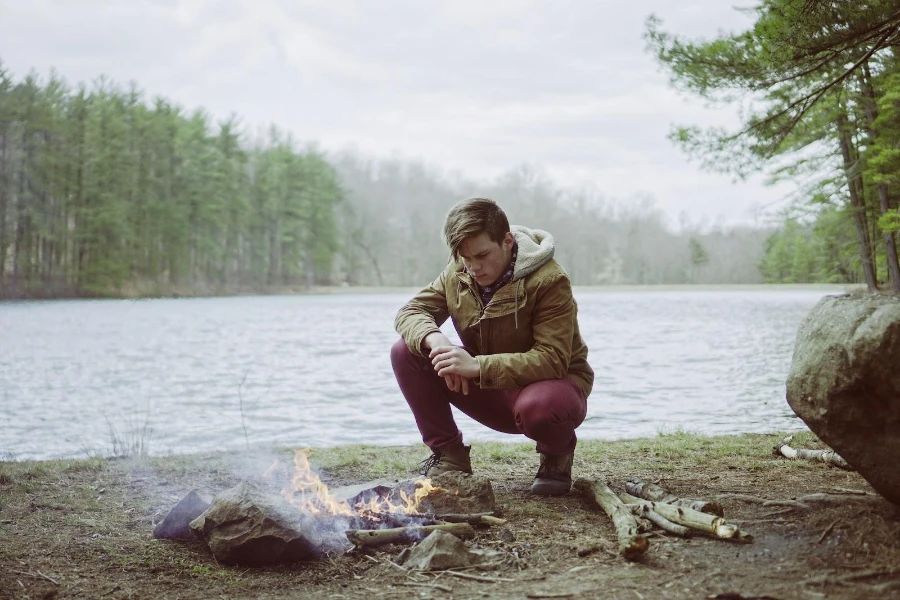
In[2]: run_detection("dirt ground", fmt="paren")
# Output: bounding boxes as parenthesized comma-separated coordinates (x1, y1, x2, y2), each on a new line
(1, 433, 899, 600)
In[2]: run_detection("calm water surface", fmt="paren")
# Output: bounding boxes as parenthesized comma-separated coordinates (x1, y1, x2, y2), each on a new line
(0, 289, 837, 460)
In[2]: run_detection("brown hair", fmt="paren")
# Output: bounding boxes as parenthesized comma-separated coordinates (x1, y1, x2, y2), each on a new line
(442, 198, 510, 258)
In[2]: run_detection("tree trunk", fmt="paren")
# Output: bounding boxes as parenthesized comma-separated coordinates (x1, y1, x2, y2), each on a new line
(836, 110, 878, 291)
(860, 64, 900, 294)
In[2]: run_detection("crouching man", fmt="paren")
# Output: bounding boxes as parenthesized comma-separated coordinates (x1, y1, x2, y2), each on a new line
(391, 197, 593, 495)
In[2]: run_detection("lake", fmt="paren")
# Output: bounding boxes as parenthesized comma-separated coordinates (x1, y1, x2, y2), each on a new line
(0, 287, 841, 461)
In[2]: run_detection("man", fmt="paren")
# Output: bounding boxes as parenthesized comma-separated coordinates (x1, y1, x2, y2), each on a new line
(391, 197, 593, 495)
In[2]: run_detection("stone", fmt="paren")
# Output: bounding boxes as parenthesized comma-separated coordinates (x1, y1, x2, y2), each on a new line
(420, 472, 496, 515)
(400, 530, 501, 571)
(152, 490, 210, 540)
(189, 481, 344, 565)
(786, 293, 900, 505)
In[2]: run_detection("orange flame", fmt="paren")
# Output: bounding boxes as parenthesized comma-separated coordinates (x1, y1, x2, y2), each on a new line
(269, 448, 434, 519)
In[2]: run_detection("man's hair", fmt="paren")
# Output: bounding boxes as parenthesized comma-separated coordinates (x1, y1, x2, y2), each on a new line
(443, 198, 510, 258)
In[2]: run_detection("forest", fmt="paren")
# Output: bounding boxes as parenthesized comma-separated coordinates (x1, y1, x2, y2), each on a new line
(1, 0, 897, 298)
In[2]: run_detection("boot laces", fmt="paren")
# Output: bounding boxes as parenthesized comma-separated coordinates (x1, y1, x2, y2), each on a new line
(418, 452, 442, 476)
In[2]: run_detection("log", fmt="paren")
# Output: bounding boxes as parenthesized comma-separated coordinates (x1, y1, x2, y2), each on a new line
(429, 513, 507, 527)
(624, 478, 724, 516)
(630, 504, 692, 538)
(574, 478, 649, 560)
(773, 435, 852, 470)
(346, 522, 475, 548)
(619, 492, 752, 543)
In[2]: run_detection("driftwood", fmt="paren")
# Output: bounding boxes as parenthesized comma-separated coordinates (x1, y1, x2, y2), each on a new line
(619, 492, 752, 543)
(574, 478, 649, 560)
(773, 435, 852, 470)
(624, 478, 724, 516)
(346, 522, 475, 548)
(630, 504, 692, 537)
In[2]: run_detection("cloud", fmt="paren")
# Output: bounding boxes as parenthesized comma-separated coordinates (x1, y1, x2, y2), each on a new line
(0, 0, 789, 224)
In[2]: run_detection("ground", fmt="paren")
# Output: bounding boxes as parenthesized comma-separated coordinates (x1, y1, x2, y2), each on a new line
(1, 431, 899, 600)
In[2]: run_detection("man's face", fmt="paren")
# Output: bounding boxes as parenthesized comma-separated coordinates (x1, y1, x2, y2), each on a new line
(459, 232, 514, 287)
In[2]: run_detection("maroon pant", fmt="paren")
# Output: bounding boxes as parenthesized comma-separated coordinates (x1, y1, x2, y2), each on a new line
(391, 339, 587, 455)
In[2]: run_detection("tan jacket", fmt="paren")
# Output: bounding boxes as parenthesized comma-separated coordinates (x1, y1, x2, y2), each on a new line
(395, 226, 593, 398)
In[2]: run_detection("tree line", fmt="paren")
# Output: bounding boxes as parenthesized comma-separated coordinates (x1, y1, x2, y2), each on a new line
(0, 64, 343, 298)
(0, 53, 865, 299)
(647, 0, 900, 292)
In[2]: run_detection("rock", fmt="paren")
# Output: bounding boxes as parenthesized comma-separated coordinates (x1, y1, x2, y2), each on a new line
(786, 293, 900, 505)
(152, 490, 210, 540)
(400, 530, 502, 571)
(189, 481, 342, 565)
(420, 472, 496, 514)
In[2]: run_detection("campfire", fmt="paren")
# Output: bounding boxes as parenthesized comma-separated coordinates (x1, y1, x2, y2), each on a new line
(153, 448, 501, 565)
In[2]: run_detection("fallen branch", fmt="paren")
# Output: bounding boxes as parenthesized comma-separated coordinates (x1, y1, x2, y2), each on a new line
(346, 522, 475, 548)
(619, 492, 752, 543)
(430, 513, 507, 527)
(630, 504, 692, 538)
(773, 435, 852, 470)
(401, 581, 453, 593)
(714, 493, 808, 509)
(574, 478, 649, 560)
(442, 570, 514, 583)
(624, 478, 724, 516)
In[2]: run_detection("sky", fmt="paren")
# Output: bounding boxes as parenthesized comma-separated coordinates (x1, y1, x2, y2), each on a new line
(0, 0, 792, 227)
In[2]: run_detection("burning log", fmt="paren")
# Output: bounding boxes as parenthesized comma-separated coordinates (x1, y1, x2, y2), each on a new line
(618, 492, 753, 543)
(574, 478, 649, 560)
(624, 478, 724, 516)
(773, 435, 852, 470)
(346, 522, 476, 548)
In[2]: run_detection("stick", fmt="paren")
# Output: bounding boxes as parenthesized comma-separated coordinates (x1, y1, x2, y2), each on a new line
(429, 513, 507, 526)
(773, 435, 852, 470)
(526, 594, 575, 599)
(442, 570, 515, 583)
(401, 581, 453, 593)
(346, 522, 475, 547)
(624, 478, 724, 516)
(11, 570, 60, 586)
(619, 492, 752, 543)
(630, 504, 692, 538)
(817, 520, 838, 544)
(714, 493, 808, 509)
(574, 478, 649, 560)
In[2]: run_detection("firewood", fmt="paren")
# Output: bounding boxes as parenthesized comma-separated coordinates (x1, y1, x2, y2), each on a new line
(429, 512, 507, 526)
(773, 435, 852, 470)
(574, 478, 649, 560)
(619, 492, 752, 543)
(630, 504, 692, 538)
(624, 478, 724, 516)
(345, 522, 475, 548)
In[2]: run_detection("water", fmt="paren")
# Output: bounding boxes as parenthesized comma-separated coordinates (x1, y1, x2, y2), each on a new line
(0, 288, 838, 461)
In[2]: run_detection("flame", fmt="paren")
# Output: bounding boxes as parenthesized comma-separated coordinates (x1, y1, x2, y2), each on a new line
(270, 448, 435, 519)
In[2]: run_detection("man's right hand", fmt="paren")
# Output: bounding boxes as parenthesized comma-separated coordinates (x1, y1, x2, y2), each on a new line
(423, 332, 470, 395)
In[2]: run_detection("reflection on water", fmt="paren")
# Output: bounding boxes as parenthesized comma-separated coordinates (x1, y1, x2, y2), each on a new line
(0, 289, 837, 460)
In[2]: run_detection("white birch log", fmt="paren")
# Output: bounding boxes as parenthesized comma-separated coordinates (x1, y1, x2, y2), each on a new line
(773, 435, 852, 470)
(574, 478, 649, 560)
(624, 478, 724, 516)
(619, 492, 753, 543)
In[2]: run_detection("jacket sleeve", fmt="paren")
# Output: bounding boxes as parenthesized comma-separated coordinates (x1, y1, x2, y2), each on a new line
(477, 273, 575, 389)
(394, 266, 452, 357)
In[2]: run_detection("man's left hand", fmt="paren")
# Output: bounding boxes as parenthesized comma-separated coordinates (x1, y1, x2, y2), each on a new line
(429, 345, 480, 379)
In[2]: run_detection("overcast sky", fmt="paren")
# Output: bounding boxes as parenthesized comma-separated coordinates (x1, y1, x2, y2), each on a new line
(0, 0, 789, 226)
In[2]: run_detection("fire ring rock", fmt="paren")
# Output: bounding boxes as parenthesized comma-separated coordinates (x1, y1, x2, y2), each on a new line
(786, 293, 900, 505)
(189, 481, 344, 565)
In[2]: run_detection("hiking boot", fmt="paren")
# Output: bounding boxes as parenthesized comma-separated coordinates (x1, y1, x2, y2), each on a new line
(418, 442, 472, 476)
(530, 451, 573, 496)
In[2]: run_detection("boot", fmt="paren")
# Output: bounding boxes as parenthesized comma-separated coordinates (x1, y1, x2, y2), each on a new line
(419, 442, 472, 477)
(530, 451, 573, 496)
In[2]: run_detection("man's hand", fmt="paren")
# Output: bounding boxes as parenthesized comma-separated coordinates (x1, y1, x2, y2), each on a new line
(430, 345, 480, 380)
(423, 333, 476, 395)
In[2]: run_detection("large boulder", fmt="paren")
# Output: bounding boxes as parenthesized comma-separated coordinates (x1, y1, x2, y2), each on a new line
(189, 482, 346, 565)
(786, 293, 900, 505)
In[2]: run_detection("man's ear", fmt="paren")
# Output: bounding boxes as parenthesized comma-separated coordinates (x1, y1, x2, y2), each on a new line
(503, 232, 514, 249)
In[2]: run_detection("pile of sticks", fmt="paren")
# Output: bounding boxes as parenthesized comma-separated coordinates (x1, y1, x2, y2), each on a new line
(575, 477, 752, 561)
(345, 512, 507, 548)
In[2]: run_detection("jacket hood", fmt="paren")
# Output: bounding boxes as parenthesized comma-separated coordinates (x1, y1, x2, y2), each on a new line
(511, 225, 555, 281)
